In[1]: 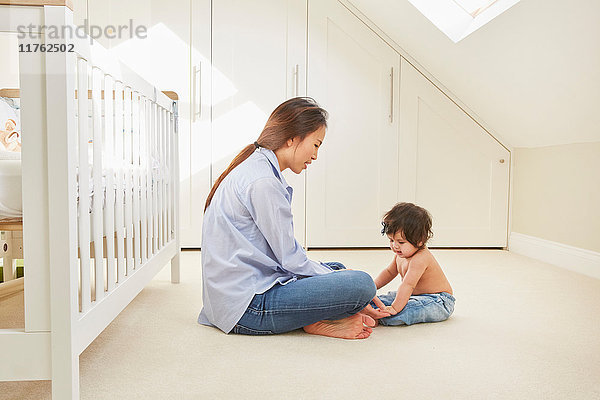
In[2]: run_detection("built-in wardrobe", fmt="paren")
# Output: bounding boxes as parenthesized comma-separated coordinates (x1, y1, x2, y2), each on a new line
(81, 0, 510, 249)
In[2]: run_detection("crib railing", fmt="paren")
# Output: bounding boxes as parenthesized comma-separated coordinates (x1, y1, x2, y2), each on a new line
(0, 4, 180, 397)
(2, 59, 179, 313)
(58, 27, 181, 357)
(74, 64, 177, 313)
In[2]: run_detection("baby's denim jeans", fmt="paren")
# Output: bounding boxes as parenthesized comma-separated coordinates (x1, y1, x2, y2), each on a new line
(374, 291, 455, 326)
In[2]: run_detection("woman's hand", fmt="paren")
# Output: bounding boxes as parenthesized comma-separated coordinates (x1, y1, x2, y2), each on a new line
(381, 305, 399, 316)
(371, 295, 387, 312)
(360, 304, 390, 320)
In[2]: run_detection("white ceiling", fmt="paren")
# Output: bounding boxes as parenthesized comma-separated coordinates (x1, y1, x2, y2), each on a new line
(347, 0, 600, 148)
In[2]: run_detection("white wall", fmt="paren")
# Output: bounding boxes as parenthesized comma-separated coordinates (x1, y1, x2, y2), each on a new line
(512, 142, 600, 253)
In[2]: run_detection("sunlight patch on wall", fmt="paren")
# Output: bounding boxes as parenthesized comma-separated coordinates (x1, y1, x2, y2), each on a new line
(0, 33, 19, 89)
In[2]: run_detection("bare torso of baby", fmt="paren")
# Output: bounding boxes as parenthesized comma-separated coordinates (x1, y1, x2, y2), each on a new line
(396, 247, 453, 295)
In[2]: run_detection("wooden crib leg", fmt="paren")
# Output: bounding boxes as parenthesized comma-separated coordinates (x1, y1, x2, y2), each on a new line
(52, 352, 80, 400)
(171, 250, 181, 284)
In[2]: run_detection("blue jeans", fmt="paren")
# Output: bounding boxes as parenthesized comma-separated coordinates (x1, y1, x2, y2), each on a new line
(232, 262, 376, 335)
(374, 291, 455, 326)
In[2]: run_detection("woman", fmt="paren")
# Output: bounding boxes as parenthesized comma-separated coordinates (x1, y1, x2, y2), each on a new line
(198, 97, 389, 339)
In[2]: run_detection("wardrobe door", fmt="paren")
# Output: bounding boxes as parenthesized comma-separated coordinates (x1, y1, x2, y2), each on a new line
(399, 58, 510, 247)
(72, 0, 87, 26)
(88, 0, 213, 247)
(185, 0, 212, 247)
(306, 0, 401, 247)
(211, 0, 307, 245)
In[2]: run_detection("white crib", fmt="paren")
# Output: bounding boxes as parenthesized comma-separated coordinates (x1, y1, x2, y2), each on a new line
(0, 2, 181, 398)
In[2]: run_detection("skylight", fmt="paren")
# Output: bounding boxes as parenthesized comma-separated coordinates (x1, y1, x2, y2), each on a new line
(452, 0, 499, 17)
(408, 0, 520, 42)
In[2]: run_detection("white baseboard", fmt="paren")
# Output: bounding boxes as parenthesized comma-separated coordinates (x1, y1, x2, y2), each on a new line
(509, 232, 600, 279)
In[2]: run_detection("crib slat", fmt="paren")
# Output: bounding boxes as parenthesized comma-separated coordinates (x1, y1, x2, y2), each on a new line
(152, 102, 159, 253)
(91, 68, 105, 302)
(77, 59, 92, 313)
(163, 108, 168, 244)
(162, 108, 167, 247)
(167, 107, 172, 242)
(171, 110, 176, 243)
(103, 75, 116, 293)
(170, 109, 175, 243)
(157, 108, 164, 249)
(147, 102, 153, 257)
(160, 109, 169, 246)
(140, 97, 148, 264)
(156, 107, 161, 250)
(132, 92, 141, 270)
(124, 87, 134, 275)
(114, 82, 126, 284)
(165, 108, 170, 244)
(146, 100, 153, 258)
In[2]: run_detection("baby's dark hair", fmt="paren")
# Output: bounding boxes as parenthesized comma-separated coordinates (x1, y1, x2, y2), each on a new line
(381, 202, 433, 248)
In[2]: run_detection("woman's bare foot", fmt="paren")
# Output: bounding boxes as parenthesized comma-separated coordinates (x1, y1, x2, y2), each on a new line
(359, 311, 379, 326)
(303, 314, 376, 339)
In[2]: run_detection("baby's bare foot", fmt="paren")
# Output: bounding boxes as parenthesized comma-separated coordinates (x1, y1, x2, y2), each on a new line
(303, 314, 375, 339)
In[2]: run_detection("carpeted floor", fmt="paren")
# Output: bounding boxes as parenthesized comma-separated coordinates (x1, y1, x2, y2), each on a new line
(1, 249, 599, 399)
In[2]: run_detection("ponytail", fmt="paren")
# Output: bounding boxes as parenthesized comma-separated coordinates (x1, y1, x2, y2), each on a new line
(204, 97, 328, 211)
(204, 144, 256, 211)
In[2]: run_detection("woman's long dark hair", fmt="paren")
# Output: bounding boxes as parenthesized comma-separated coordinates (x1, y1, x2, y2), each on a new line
(204, 97, 328, 211)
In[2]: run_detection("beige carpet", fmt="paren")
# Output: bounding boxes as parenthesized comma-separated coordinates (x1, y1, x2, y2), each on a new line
(1, 249, 599, 399)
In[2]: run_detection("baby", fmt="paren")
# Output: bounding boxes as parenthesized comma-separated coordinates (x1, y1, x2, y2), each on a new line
(373, 202, 455, 326)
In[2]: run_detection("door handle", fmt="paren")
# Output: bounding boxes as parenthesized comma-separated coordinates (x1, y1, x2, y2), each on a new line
(193, 63, 202, 121)
(389, 67, 394, 123)
(293, 64, 299, 97)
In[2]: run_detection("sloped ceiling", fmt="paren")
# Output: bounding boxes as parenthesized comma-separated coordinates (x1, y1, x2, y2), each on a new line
(347, 0, 600, 148)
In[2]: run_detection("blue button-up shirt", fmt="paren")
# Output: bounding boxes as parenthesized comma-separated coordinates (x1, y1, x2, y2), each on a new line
(198, 148, 333, 333)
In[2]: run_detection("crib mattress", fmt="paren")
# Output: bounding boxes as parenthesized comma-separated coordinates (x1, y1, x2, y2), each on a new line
(0, 152, 168, 220)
